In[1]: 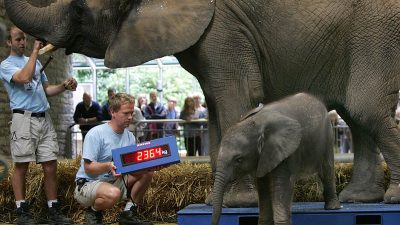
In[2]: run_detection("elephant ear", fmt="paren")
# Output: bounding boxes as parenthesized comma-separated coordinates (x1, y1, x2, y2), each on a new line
(256, 114, 302, 178)
(241, 104, 264, 121)
(105, 0, 215, 68)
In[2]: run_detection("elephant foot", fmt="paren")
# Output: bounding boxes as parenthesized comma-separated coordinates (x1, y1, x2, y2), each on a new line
(339, 183, 384, 203)
(324, 198, 341, 210)
(384, 184, 400, 203)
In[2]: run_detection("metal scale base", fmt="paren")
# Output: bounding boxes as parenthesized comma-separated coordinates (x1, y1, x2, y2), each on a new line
(177, 202, 400, 225)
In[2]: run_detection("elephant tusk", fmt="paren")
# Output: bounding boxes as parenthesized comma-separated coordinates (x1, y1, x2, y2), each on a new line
(38, 43, 56, 55)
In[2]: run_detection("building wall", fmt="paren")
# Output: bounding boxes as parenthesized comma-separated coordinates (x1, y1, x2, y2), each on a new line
(0, 0, 75, 157)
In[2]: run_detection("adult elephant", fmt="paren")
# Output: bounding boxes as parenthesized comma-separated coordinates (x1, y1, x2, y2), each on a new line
(5, 0, 400, 205)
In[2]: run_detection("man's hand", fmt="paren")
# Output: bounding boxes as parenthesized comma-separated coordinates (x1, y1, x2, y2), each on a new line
(33, 39, 44, 53)
(109, 162, 121, 177)
(63, 77, 77, 91)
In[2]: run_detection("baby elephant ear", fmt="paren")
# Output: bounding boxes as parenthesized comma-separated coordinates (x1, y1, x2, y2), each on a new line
(256, 115, 302, 178)
(105, 0, 215, 68)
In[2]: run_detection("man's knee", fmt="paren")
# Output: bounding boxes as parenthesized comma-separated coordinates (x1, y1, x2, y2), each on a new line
(143, 171, 154, 182)
(101, 185, 122, 202)
(41, 160, 57, 174)
(13, 162, 29, 174)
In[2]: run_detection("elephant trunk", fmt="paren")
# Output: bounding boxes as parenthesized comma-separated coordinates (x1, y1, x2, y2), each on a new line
(211, 171, 227, 225)
(4, 0, 71, 46)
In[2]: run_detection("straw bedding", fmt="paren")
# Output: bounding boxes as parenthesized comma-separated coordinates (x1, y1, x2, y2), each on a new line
(0, 159, 389, 224)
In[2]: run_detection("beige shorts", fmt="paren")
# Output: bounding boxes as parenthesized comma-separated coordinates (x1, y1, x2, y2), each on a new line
(74, 178, 128, 207)
(9, 112, 59, 163)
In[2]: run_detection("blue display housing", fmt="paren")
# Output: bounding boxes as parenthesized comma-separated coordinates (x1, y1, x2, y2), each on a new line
(112, 136, 180, 174)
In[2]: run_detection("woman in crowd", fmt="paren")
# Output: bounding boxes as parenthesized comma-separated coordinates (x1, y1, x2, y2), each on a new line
(179, 97, 206, 156)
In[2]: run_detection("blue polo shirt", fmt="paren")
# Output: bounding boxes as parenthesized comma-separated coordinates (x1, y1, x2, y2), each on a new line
(75, 123, 136, 182)
(0, 55, 49, 112)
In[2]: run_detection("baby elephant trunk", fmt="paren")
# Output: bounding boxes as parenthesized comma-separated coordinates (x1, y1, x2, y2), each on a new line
(211, 172, 227, 225)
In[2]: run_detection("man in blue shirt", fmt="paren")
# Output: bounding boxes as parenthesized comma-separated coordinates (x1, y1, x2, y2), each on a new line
(0, 26, 76, 225)
(74, 93, 154, 225)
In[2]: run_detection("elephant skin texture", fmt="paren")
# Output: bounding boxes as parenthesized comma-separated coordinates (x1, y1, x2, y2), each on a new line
(5, 0, 400, 205)
(211, 93, 341, 225)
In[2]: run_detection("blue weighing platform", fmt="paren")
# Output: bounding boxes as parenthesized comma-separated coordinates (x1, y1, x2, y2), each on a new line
(177, 202, 400, 225)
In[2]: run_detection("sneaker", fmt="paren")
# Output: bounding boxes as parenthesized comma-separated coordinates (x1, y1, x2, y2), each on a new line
(48, 202, 73, 225)
(85, 207, 103, 225)
(119, 206, 153, 225)
(16, 201, 35, 225)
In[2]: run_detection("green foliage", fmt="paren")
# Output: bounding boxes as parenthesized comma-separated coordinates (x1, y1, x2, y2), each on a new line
(73, 65, 203, 108)
(128, 66, 201, 109)
(74, 69, 92, 83)
(97, 69, 126, 104)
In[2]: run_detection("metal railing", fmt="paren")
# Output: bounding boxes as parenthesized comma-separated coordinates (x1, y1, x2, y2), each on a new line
(68, 120, 352, 158)
(68, 119, 208, 158)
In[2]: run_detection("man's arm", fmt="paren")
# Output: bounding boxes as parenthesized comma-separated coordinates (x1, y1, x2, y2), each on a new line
(84, 159, 114, 175)
(73, 104, 82, 123)
(152, 104, 167, 119)
(143, 105, 152, 119)
(42, 81, 65, 96)
(43, 77, 77, 97)
(11, 40, 42, 83)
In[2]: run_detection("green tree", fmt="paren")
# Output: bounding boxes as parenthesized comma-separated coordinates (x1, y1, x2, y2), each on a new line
(73, 55, 203, 108)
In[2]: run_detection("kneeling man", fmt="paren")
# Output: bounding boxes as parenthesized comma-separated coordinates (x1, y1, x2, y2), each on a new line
(74, 93, 154, 225)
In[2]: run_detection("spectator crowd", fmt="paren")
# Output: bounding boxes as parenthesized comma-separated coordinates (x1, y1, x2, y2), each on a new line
(73, 89, 209, 157)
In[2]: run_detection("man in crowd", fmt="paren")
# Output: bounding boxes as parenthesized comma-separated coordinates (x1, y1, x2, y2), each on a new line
(143, 91, 166, 140)
(74, 93, 154, 225)
(164, 97, 179, 137)
(73, 92, 103, 141)
(0, 25, 76, 224)
(102, 87, 116, 121)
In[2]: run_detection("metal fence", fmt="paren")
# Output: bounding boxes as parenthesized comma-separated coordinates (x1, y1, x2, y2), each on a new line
(68, 120, 351, 158)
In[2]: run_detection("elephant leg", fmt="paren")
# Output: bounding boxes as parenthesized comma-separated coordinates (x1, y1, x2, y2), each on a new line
(178, 26, 264, 207)
(319, 147, 341, 209)
(270, 167, 294, 225)
(257, 176, 274, 225)
(338, 125, 385, 203)
(375, 123, 400, 203)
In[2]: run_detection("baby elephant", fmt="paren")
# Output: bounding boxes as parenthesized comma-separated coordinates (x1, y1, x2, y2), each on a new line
(211, 93, 341, 225)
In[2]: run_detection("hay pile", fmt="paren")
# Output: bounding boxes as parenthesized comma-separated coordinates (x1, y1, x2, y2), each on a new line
(0, 160, 213, 224)
(293, 163, 389, 202)
(0, 160, 389, 224)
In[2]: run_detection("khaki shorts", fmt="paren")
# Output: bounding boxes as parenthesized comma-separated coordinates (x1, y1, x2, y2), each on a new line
(74, 178, 128, 207)
(9, 112, 59, 163)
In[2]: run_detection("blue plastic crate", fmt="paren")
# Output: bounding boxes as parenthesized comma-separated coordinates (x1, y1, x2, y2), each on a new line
(177, 202, 400, 225)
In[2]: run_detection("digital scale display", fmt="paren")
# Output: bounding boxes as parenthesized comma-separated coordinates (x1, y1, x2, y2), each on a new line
(112, 136, 180, 174)
(121, 144, 170, 165)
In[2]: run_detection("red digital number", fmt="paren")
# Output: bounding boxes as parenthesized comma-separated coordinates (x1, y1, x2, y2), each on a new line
(156, 147, 162, 157)
(125, 145, 168, 164)
(149, 148, 154, 158)
(136, 151, 142, 162)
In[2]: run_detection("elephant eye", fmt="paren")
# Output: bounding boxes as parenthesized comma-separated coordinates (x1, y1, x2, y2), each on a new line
(235, 157, 243, 164)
